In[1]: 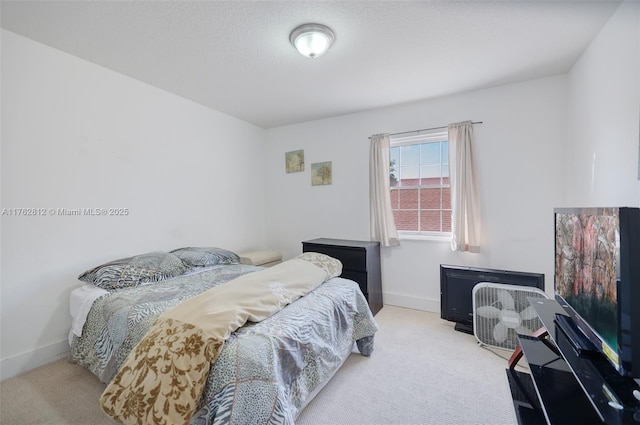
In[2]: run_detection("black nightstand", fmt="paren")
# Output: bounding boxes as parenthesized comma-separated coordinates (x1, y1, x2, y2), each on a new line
(302, 238, 382, 315)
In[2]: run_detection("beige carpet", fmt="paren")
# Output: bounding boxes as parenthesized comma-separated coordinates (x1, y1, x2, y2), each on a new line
(0, 306, 520, 425)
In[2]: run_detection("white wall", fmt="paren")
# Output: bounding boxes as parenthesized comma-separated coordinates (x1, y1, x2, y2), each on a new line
(566, 0, 640, 207)
(265, 75, 568, 310)
(0, 30, 267, 380)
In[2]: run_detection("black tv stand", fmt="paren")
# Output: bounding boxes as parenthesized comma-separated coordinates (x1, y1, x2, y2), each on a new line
(553, 313, 598, 355)
(506, 298, 640, 425)
(454, 322, 474, 335)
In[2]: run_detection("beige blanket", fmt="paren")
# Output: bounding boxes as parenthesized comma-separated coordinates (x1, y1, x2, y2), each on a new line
(100, 253, 342, 425)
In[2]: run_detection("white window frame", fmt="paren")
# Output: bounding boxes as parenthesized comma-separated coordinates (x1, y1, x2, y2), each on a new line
(390, 130, 451, 241)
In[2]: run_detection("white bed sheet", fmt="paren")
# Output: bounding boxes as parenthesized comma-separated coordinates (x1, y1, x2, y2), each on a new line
(69, 284, 109, 343)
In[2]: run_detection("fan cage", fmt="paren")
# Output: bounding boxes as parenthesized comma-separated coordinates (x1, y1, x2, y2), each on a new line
(472, 282, 549, 351)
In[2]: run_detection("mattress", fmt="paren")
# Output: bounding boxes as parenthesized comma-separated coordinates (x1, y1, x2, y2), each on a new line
(69, 263, 378, 424)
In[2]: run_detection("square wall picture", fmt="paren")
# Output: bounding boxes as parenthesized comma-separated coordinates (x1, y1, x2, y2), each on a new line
(311, 161, 332, 186)
(285, 149, 304, 173)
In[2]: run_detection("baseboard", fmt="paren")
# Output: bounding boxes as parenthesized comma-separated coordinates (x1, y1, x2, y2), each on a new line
(0, 339, 69, 381)
(382, 291, 440, 313)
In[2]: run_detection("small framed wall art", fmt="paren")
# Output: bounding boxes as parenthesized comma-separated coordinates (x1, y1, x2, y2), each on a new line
(285, 149, 305, 173)
(311, 161, 332, 186)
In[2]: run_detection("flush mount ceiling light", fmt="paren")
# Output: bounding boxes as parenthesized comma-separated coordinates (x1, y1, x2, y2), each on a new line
(289, 23, 335, 59)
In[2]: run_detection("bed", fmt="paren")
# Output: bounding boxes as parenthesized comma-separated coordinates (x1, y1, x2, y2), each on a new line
(68, 248, 378, 425)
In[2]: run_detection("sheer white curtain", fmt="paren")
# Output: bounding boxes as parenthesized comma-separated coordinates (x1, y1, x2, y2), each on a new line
(448, 121, 481, 252)
(369, 133, 400, 247)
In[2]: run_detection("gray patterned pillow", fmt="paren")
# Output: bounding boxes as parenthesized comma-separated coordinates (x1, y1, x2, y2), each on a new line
(169, 247, 240, 269)
(78, 251, 188, 290)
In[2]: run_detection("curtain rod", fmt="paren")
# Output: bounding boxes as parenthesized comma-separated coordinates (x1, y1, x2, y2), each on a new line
(371, 121, 483, 138)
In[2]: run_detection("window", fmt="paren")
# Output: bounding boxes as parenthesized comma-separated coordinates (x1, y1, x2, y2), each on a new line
(389, 130, 451, 235)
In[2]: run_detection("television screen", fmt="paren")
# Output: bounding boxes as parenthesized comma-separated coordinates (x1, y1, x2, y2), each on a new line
(554, 208, 620, 369)
(555, 207, 640, 378)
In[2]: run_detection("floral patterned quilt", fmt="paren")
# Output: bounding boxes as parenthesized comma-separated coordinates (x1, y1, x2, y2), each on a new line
(69, 263, 378, 424)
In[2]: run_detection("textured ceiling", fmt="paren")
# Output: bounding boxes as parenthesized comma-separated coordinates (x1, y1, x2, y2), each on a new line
(1, 0, 622, 128)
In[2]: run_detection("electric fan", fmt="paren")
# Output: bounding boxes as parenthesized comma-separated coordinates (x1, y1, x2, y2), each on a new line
(472, 282, 549, 350)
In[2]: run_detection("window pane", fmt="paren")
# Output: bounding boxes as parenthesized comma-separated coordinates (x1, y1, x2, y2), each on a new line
(442, 209, 452, 232)
(389, 136, 451, 236)
(390, 189, 399, 209)
(421, 143, 440, 165)
(390, 146, 400, 164)
(420, 165, 441, 186)
(420, 210, 441, 232)
(400, 145, 419, 166)
(442, 142, 449, 165)
(398, 166, 419, 186)
(390, 147, 399, 187)
(399, 189, 419, 209)
(442, 187, 451, 209)
(394, 210, 419, 231)
(420, 188, 441, 209)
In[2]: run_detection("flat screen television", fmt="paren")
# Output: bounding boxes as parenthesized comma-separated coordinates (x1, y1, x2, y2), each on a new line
(554, 207, 640, 378)
(440, 265, 545, 334)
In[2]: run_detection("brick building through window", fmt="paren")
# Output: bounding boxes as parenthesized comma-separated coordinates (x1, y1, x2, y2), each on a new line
(390, 131, 450, 234)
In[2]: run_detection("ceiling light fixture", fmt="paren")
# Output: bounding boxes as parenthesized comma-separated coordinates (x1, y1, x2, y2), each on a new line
(289, 23, 335, 59)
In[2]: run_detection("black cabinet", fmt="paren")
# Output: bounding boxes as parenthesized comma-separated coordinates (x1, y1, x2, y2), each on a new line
(507, 298, 640, 425)
(302, 238, 382, 315)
